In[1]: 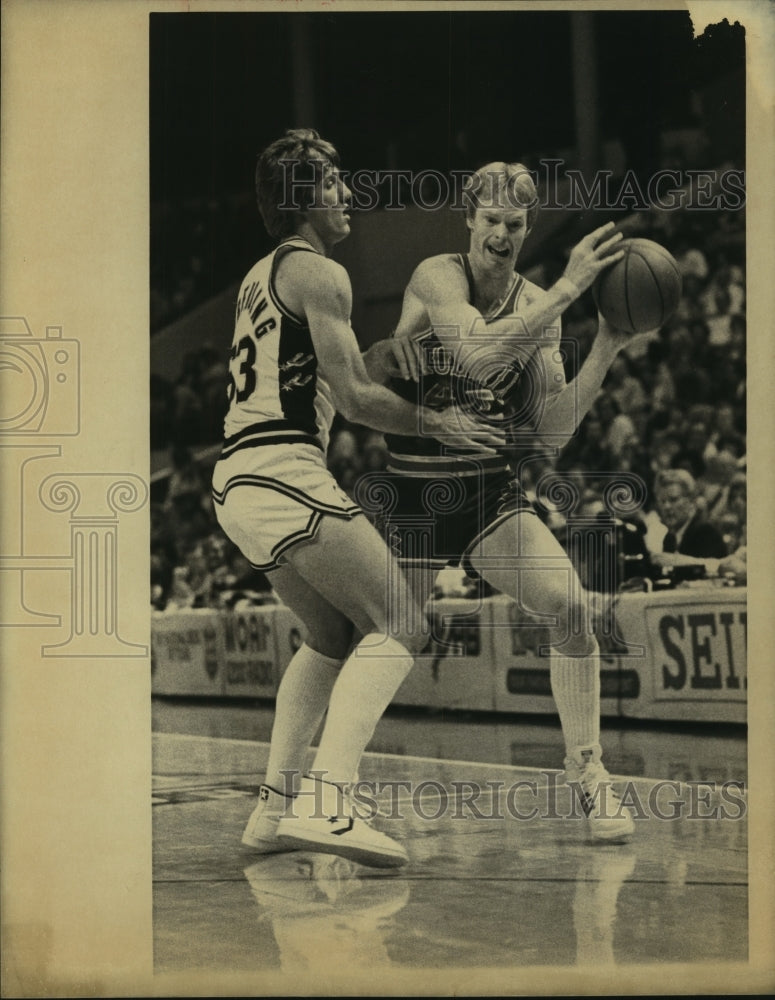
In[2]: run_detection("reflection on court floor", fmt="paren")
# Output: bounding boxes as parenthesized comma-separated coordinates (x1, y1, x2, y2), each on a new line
(152, 698, 748, 785)
(153, 729, 747, 990)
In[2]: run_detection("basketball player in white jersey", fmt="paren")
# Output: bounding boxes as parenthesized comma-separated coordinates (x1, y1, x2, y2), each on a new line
(212, 129, 500, 868)
(364, 162, 651, 842)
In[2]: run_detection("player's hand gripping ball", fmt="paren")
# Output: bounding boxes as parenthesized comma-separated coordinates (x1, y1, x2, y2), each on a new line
(592, 238, 682, 334)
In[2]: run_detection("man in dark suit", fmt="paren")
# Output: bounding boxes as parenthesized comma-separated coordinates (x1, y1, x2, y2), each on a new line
(650, 468, 728, 575)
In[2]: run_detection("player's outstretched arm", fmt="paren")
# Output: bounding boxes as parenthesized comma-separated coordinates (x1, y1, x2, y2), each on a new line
(363, 330, 426, 384)
(482, 222, 626, 347)
(290, 254, 503, 450)
(370, 222, 626, 380)
(534, 315, 655, 443)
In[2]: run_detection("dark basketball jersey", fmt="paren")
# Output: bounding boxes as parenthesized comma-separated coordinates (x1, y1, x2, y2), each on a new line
(385, 253, 539, 476)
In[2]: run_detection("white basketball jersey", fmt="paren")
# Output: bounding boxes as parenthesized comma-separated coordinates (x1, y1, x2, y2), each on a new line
(222, 237, 336, 455)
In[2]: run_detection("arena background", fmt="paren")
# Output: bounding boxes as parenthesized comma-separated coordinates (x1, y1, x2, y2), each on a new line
(149, 8, 747, 608)
(149, 10, 744, 309)
(150, 10, 745, 374)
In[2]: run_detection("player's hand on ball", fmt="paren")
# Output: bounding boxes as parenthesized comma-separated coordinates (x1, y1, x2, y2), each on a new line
(593, 238, 682, 334)
(597, 312, 659, 349)
(563, 222, 625, 295)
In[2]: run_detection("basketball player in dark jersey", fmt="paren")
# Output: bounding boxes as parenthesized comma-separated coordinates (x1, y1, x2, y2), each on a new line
(364, 162, 653, 841)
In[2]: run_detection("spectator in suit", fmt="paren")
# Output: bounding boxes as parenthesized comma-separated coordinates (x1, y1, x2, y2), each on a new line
(650, 468, 728, 575)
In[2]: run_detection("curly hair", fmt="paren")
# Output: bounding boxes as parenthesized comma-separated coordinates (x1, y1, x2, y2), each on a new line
(255, 128, 341, 241)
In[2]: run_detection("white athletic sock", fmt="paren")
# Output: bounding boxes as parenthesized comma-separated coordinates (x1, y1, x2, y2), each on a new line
(263, 643, 342, 795)
(309, 634, 414, 786)
(549, 643, 601, 755)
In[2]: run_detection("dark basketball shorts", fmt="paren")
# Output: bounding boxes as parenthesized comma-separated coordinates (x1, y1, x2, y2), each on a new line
(359, 467, 535, 578)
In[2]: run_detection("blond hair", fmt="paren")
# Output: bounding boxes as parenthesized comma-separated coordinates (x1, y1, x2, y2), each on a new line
(463, 161, 539, 229)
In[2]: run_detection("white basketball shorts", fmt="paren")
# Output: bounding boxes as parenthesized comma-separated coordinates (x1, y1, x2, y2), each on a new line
(212, 443, 362, 572)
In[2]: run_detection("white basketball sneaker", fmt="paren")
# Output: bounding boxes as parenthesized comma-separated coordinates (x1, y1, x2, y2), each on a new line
(242, 784, 298, 853)
(276, 774, 408, 869)
(564, 745, 636, 843)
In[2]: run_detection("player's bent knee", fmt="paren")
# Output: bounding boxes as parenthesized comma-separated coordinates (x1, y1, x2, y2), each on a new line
(555, 633, 598, 657)
(545, 594, 595, 653)
(542, 588, 575, 627)
(386, 616, 432, 658)
(399, 629, 432, 658)
(305, 620, 356, 661)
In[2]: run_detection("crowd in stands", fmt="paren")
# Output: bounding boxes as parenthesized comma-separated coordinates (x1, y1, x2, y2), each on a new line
(150, 177, 747, 612)
(151, 344, 230, 451)
(151, 449, 277, 613)
(150, 194, 265, 334)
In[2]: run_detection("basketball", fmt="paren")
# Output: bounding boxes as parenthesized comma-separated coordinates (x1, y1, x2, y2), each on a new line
(592, 238, 683, 334)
